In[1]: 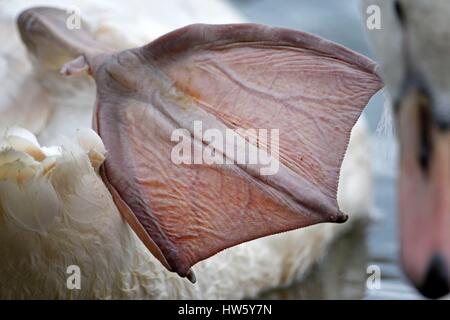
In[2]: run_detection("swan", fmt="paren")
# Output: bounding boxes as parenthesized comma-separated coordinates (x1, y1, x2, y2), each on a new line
(0, 125, 371, 299)
(362, 0, 450, 298)
(0, 2, 377, 299)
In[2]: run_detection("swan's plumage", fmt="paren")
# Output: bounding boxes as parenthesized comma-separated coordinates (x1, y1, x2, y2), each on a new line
(0, 123, 370, 299)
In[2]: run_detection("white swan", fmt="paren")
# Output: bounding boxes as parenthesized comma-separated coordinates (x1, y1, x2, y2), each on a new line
(0, 1, 374, 299)
(362, 0, 450, 298)
(0, 125, 370, 299)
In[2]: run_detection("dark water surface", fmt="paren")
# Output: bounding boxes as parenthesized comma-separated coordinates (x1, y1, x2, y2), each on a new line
(229, 0, 423, 299)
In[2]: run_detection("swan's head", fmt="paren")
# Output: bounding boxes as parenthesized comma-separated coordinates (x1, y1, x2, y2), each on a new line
(363, 0, 450, 298)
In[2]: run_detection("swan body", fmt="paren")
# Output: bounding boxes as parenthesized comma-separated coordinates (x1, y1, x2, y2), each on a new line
(0, 120, 371, 299)
(0, 0, 373, 299)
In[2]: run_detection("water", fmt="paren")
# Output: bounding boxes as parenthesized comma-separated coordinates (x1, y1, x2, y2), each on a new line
(228, 0, 423, 299)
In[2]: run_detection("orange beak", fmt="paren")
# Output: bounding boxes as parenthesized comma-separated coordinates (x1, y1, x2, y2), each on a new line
(397, 90, 450, 298)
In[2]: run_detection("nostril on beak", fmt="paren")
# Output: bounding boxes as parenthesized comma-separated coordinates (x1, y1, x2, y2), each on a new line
(417, 254, 450, 299)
